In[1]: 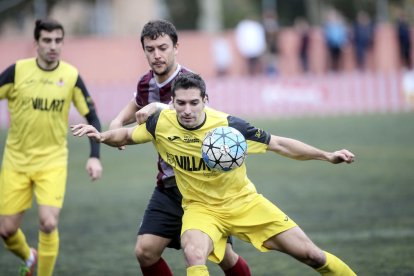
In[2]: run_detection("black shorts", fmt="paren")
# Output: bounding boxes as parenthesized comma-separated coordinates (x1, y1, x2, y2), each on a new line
(137, 184, 233, 250)
(138, 185, 183, 249)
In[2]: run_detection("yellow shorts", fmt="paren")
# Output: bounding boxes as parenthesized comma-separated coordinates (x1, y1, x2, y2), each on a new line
(181, 194, 297, 263)
(0, 167, 67, 215)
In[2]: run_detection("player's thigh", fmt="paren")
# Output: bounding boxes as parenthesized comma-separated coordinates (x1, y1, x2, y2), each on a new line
(182, 205, 227, 263)
(233, 194, 297, 252)
(264, 226, 321, 258)
(33, 167, 67, 208)
(0, 168, 33, 215)
(181, 229, 214, 263)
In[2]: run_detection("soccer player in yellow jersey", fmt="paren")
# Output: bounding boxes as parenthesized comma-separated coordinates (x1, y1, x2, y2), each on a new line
(71, 72, 356, 276)
(0, 19, 102, 276)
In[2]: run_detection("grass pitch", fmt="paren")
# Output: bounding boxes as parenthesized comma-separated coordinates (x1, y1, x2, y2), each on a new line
(1, 112, 413, 275)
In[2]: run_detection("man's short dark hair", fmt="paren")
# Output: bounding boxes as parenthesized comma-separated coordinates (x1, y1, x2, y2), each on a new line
(140, 19, 178, 49)
(34, 19, 64, 41)
(172, 72, 207, 99)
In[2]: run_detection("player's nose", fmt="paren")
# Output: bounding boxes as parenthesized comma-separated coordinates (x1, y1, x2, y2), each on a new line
(153, 49, 161, 58)
(184, 104, 192, 114)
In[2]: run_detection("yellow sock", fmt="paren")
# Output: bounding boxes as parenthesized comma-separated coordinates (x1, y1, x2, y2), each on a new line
(316, 251, 356, 276)
(37, 229, 59, 276)
(3, 228, 31, 261)
(187, 265, 209, 276)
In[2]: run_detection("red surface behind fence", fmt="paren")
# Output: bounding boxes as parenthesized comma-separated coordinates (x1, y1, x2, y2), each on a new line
(0, 72, 413, 128)
(76, 72, 414, 124)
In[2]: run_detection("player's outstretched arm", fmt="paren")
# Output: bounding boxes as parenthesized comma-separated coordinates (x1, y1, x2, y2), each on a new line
(267, 135, 355, 164)
(71, 124, 136, 147)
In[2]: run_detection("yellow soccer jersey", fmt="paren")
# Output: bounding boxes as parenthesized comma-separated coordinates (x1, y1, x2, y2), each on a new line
(0, 58, 96, 171)
(132, 107, 271, 209)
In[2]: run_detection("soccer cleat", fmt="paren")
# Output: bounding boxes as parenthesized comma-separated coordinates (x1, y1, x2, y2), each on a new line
(19, 248, 37, 276)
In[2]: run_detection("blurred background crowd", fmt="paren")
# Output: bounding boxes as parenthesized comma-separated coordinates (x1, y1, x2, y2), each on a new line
(0, 0, 413, 124)
(0, 0, 413, 77)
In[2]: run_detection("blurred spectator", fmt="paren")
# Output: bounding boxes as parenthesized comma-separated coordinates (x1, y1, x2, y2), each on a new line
(294, 17, 311, 73)
(235, 17, 266, 76)
(262, 9, 279, 75)
(211, 35, 232, 77)
(352, 10, 375, 71)
(395, 8, 412, 70)
(323, 9, 348, 71)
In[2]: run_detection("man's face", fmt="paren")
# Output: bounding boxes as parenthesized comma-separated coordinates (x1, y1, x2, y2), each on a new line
(143, 34, 178, 80)
(36, 29, 63, 69)
(173, 88, 206, 129)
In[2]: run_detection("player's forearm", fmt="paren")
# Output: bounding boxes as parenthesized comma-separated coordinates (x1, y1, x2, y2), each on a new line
(85, 111, 101, 158)
(100, 128, 132, 147)
(268, 135, 330, 161)
(109, 100, 139, 129)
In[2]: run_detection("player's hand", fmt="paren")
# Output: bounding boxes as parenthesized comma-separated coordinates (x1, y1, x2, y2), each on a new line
(86, 157, 103, 181)
(71, 124, 102, 142)
(135, 102, 158, 125)
(136, 102, 170, 124)
(330, 149, 355, 164)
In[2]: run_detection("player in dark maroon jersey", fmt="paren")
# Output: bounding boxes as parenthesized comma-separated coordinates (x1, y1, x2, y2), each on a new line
(109, 20, 251, 276)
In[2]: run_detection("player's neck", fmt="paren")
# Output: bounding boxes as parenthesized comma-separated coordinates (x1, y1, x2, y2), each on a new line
(36, 58, 59, 71)
(155, 63, 179, 84)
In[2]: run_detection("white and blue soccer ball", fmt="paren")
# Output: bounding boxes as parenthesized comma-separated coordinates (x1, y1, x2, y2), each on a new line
(201, 126, 247, 172)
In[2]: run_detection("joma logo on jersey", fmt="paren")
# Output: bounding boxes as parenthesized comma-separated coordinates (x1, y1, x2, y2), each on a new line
(166, 152, 210, 171)
(168, 136, 180, 141)
(32, 97, 65, 112)
(183, 135, 200, 143)
(167, 135, 200, 143)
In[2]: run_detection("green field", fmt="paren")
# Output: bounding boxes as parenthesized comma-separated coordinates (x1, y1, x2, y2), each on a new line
(1, 112, 414, 275)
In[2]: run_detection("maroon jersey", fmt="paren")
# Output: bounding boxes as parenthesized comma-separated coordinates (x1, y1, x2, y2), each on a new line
(134, 65, 190, 188)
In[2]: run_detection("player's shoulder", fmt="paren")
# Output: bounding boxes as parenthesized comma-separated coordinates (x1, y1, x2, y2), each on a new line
(157, 109, 179, 126)
(180, 66, 192, 74)
(57, 60, 79, 74)
(15, 58, 36, 69)
(171, 65, 192, 80)
(160, 108, 175, 117)
(138, 70, 153, 84)
(205, 106, 229, 119)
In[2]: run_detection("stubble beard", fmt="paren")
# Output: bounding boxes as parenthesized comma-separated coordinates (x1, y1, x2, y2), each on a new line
(154, 62, 174, 77)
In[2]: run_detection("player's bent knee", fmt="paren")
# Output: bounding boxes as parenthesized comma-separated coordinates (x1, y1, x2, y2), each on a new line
(135, 242, 162, 265)
(0, 226, 18, 239)
(0, 219, 20, 238)
(183, 244, 207, 265)
(39, 217, 58, 233)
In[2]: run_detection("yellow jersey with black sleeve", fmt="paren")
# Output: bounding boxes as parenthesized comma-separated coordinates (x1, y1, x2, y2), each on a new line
(0, 58, 97, 172)
(131, 107, 271, 210)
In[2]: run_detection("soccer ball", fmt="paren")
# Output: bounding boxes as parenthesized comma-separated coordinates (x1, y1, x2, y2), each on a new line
(201, 126, 247, 172)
